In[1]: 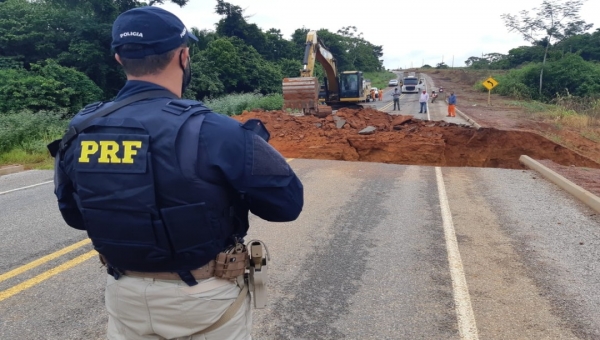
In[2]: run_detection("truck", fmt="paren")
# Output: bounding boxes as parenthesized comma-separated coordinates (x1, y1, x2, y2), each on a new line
(401, 73, 426, 94)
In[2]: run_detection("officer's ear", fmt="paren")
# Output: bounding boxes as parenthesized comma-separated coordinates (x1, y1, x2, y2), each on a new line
(115, 53, 123, 66)
(179, 47, 190, 66)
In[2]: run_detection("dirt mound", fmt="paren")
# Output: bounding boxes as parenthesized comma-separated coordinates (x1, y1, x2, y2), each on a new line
(234, 107, 600, 169)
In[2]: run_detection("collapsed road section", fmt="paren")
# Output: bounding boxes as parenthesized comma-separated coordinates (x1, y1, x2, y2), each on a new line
(233, 107, 600, 169)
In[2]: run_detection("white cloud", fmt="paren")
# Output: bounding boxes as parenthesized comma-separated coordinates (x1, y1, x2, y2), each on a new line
(157, 0, 599, 69)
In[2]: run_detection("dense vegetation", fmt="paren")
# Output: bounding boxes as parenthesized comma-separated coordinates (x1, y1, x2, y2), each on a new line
(0, 0, 385, 115)
(465, 0, 599, 102)
(0, 0, 388, 167)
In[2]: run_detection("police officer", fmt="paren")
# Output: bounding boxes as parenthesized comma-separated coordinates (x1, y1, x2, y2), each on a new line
(51, 6, 303, 340)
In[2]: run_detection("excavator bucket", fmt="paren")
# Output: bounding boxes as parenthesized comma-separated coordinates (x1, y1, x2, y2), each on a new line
(282, 77, 319, 113)
(282, 77, 333, 117)
(315, 104, 332, 117)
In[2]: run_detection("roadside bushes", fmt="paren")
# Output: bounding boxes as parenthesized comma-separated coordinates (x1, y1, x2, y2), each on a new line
(203, 92, 283, 116)
(0, 111, 67, 155)
(0, 59, 103, 116)
(478, 54, 600, 101)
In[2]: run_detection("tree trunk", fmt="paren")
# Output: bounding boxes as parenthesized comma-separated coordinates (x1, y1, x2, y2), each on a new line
(539, 42, 550, 97)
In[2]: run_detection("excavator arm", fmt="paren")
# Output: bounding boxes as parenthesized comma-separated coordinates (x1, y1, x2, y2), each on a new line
(282, 30, 335, 116)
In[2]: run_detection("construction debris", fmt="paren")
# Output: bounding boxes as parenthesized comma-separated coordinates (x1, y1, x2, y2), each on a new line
(235, 107, 600, 169)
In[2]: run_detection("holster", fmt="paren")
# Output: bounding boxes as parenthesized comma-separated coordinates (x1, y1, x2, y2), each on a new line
(214, 243, 249, 279)
(245, 239, 270, 309)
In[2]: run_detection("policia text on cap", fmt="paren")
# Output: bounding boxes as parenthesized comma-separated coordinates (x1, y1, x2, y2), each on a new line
(48, 6, 304, 340)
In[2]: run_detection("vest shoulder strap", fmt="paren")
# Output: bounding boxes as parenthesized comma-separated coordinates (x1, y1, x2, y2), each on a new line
(162, 99, 211, 116)
(47, 90, 177, 157)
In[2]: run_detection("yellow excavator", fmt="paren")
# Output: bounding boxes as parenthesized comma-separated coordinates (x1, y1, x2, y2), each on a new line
(282, 30, 371, 117)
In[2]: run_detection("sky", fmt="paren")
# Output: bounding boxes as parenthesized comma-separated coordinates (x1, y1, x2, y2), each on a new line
(157, 0, 600, 69)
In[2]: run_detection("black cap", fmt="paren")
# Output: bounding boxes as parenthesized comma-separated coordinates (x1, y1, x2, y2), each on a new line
(111, 6, 198, 59)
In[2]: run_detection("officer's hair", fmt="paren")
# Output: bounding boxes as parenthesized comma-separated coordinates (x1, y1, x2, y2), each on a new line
(117, 43, 186, 77)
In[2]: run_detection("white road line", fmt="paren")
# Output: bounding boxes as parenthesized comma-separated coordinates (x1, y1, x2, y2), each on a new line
(0, 181, 53, 196)
(435, 167, 479, 340)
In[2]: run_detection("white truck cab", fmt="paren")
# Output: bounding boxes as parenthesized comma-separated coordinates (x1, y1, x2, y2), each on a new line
(401, 73, 426, 93)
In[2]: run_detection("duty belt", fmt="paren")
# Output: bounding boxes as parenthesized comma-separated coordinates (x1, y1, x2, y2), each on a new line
(110, 243, 250, 282)
(123, 260, 217, 280)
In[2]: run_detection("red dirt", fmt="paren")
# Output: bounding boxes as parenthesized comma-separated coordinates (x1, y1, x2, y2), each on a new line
(426, 68, 600, 196)
(233, 107, 600, 170)
(537, 160, 600, 198)
(233, 69, 600, 196)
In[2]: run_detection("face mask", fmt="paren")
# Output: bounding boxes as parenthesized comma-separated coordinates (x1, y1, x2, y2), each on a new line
(179, 50, 192, 96)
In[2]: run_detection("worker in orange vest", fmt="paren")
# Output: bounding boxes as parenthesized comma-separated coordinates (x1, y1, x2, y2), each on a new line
(379, 88, 383, 101)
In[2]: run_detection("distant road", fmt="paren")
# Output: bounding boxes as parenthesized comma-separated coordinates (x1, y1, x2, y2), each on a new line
(364, 72, 472, 126)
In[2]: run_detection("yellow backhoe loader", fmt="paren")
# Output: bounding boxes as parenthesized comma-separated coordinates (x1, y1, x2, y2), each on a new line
(282, 30, 371, 117)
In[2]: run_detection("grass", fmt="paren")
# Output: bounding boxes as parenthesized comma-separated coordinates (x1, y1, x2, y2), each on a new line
(507, 100, 553, 113)
(0, 148, 55, 169)
(544, 132, 564, 144)
(0, 111, 67, 169)
(203, 92, 283, 116)
(0, 93, 287, 169)
(363, 71, 398, 90)
(423, 68, 509, 87)
(507, 100, 598, 130)
(581, 129, 600, 142)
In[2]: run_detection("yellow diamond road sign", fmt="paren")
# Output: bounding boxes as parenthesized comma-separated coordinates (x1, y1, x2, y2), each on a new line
(482, 77, 498, 90)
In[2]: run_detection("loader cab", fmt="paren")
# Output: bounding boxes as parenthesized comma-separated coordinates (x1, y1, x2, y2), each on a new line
(339, 71, 365, 101)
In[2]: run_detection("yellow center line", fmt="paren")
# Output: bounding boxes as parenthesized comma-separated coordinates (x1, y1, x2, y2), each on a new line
(0, 250, 97, 302)
(380, 102, 393, 111)
(378, 93, 405, 113)
(0, 238, 91, 284)
(1, 160, 297, 302)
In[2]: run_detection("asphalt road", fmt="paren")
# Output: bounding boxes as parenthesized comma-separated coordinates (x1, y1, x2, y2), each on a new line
(366, 73, 471, 126)
(1, 160, 600, 339)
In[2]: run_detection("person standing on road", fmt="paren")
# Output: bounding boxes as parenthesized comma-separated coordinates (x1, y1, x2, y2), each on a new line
(379, 88, 383, 101)
(447, 91, 457, 117)
(49, 6, 304, 340)
(392, 87, 401, 111)
(418, 89, 429, 114)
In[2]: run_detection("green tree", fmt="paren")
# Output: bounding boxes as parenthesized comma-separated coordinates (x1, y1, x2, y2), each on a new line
(202, 38, 244, 90)
(214, 0, 269, 58)
(501, 0, 593, 95)
(277, 58, 302, 78)
(0, 0, 72, 67)
(465, 56, 489, 68)
(0, 0, 191, 100)
(554, 28, 600, 61)
(228, 37, 283, 94)
(527, 53, 600, 98)
(184, 53, 224, 100)
(189, 27, 218, 53)
(291, 27, 310, 59)
(336, 26, 383, 72)
(0, 59, 102, 115)
(263, 28, 297, 61)
(506, 45, 547, 67)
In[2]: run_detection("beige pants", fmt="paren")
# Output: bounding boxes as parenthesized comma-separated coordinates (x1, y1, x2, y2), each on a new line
(105, 274, 252, 340)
